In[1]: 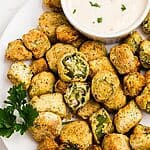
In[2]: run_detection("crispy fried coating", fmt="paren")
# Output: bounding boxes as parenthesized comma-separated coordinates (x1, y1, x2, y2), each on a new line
(29, 71, 55, 98)
(60, 121, 92, 149)
(30, 112, 62, 142)
(139, 40, 150, 69)
(102, 134, 131, 150)
(145, 70, 150, 84)
(114, 100, 142, 134)
(30, 58, 48, 75)
(142, 11, 150, 34)
(136, 83, 150, 113)
(5, 39, 32, 61)
(22, 29, 50, 59)
(110, 44, 140, 74)
(43, 0, 61, 8)
(123, 72, 145, 97)
(79, 41, 107, 62)
(46, 43, 77, 72)
(39, 12, 68, 43)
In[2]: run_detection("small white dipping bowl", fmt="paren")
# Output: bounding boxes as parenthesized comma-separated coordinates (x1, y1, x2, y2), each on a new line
(61, 0, 150, 44)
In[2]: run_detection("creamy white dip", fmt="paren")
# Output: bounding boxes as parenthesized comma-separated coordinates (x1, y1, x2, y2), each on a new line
(67, 0, 147, 35)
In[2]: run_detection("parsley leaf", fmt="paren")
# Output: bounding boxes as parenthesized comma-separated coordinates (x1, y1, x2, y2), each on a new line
(73, 9, 76, 14)
(89, 1, 101, 8)
(121, 4, 126, 11)
(0, 84, 39, 138)
(97, 17, 103, 23)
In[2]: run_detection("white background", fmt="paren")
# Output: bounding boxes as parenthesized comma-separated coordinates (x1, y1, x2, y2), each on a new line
(0, 0, 27, 38)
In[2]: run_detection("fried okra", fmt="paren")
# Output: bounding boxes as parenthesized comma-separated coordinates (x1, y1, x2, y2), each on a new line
(56, 24, 84, 48)
(145, 70, 150, 84)
(114, 100, 142, 134)
(30, 58, 48, 75)
(22, 29, 50, 59)
(43, 0, 61, 8)
(102, 134, 131, 150)
(57, 52, 89, 82)
(64, 82, 90, 112)
(77, 100, 101, 120)
(46, 43, 77, 72)
(89, 108, 113, 143)
(29, 71, 55, 98)
(60, 121, 92, 149)
(7, 61, 33, 89)
(5, 39, 32, 61)
(92, 71, 120, 103)
(104, 87, 126, 111)
(125, 31, 142, 53)
(130, 124, 150, 150)
(110, 44, 140, 74)
(30, 93, 67, 117)
(79, 41, 107, 62)
(54, 79, 69, 94)
(38, 137, 58, 150)
(136, 83, 150, 113)
(89, 57, 116, 78)
(123, 72, 145, 97)
(30, 112, 62, 142)
(142, 11, 150, 34)
(39, 12, 68, 43)
(139, 40, 150, 69)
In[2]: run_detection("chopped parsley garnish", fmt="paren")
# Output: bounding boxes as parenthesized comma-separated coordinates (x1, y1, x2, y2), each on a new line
(89, 1, 101, 8)
(0, 84, 39, 138)
(121, 4, 126, 11)
(73, 9, 76, 14)
(97, 17, 103, 23)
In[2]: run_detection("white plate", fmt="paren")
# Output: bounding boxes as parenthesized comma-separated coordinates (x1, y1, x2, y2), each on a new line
(0, 0, 149, 149)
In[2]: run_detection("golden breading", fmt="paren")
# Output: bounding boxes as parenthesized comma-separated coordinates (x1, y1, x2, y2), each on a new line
(30, 112, 62, 142)
(104, 86, 126, 111)
(130, 125, 150, 150)
(142, 11, 150, 34)
(110, 44, 140, 74)
(60, 121, 92, 149)
(5, 39, 32, 61)
(57, 51, 89, 82)
(89, 108, 113, 144)
(139, 40, 150, 69)
(86, 145, 102, 150)
(22, 29, 50, 59)
(64, 82, 90, 112)
(136, 83, 150, 113)
(39, 12, 68, 43)
(29, 71, 55, 98)
(46, 43, 77, 72)
(7, 61, 33, 89)
(123, 72, 145, 97)
(38, 137, 58, 150)
(71, 37, 85, 48)
(79, 41, 107, 62)
(56, 24, 79, 43)
(102, 134, 131, 150)
(30, 58, 48, 75)
(125, 31, 142, 53)
(30, 93, 67, 118)
(54, 79, 69, 94)
(77, 100, 101, 120)
(145, 70, 150, 84)
(43, 0, 61, 8)
(92, 71, 120, 103)
(89, 57, 116, 78)
(114, 100, 142, 134)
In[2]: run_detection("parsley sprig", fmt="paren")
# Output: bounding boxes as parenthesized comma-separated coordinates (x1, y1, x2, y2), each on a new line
(0, 84, 39, 138)
(89, 1, 101, 8)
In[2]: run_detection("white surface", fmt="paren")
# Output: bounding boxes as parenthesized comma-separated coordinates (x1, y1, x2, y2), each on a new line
(0, 0, 27, 37)
(0, 0, 149, 149)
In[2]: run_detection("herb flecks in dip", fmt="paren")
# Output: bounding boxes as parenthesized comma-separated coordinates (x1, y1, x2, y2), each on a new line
(67, 0, 147, 34)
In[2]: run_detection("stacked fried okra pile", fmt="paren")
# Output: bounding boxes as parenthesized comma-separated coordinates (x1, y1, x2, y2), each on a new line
(5, 0, 150, 149)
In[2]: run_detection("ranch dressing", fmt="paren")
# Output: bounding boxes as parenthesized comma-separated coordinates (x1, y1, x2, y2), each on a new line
(67, 0, 147, 35)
